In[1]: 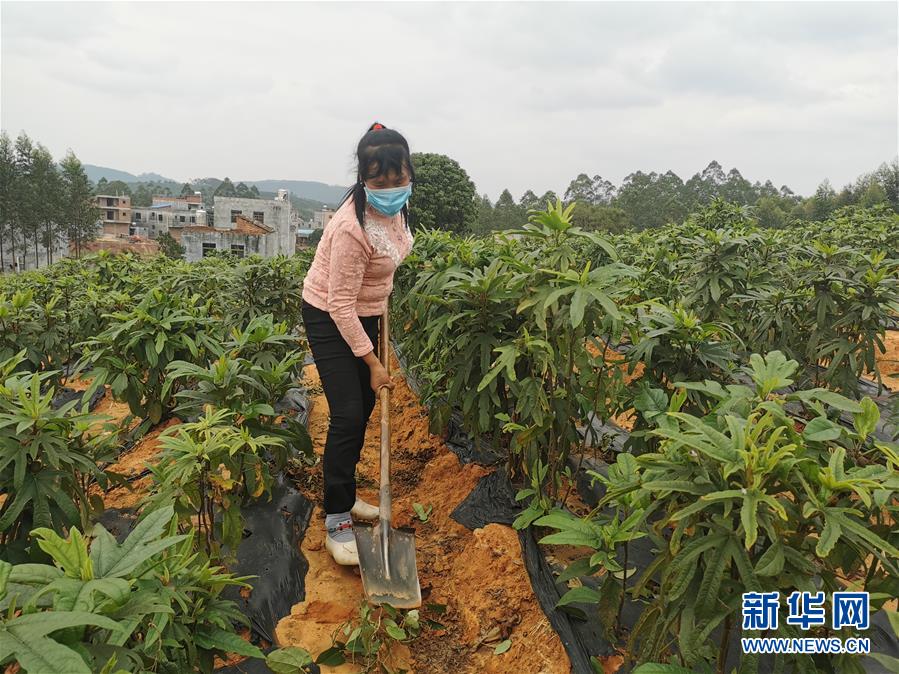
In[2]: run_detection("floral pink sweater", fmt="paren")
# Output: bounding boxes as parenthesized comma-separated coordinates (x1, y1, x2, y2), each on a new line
(301, 196, 415, 357)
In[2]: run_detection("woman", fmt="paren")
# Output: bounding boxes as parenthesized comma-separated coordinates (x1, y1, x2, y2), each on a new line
(300, 122, 416, 566)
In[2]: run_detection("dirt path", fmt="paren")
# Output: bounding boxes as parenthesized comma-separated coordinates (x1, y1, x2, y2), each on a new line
(274, 346, 569, 673)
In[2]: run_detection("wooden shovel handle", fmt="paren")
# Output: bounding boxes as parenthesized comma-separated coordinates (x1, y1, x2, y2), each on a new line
(378, 299, 392, 536)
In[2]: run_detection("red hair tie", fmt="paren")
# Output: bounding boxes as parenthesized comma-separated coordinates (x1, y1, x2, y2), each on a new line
(371, 122, 385, 131)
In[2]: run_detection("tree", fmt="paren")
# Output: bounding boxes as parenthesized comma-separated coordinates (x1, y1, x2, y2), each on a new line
(720, 168, 754, 204)
(873, 159, 898, 212)
(473, 194, 496, 234)
(0, 131, 16, 270)
(250, 185, 260, 198)
(519, 190, 539, 211)
(537, 191, 559, 208)
(615, 170, 688, 229)
(157, 232, 185, 259)
(592, 175, 616, 205)
(59, 150, 100, 258)
(753, 195, 790, 229)
(857, 181, 888, 208)
(563, 173, 596, 204)
(493, 188, 526, 230)
(569, 203, 631, 233)
(809, 179, 837, 220)
(31, 144, 63, 266)
(131, 183, 152, 207)
(408, 153, 477, 233)
(14, 133, 38, 270)
(96, 179, 131, 197)
(180, 182, 193, 197)
(235, 182, 252, 198)
(215, 177, 237, 197)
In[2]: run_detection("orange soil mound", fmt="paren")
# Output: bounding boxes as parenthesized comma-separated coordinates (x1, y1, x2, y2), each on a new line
(91, 416, 181, 510)
(870, 329, 899, 392)
(585, 339, 643, 432)
(274, 348, 569, 673)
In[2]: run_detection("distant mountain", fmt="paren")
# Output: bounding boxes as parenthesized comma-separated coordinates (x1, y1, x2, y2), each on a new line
(245, 180, 348, 206)
(85, 164, 179, 185)
(85, 164, 140, 184)
(136, 172, 174, 183)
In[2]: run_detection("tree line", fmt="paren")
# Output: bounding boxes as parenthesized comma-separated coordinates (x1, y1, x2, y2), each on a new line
(0, 131, 100, 271)
(98, 176, 263, 209)
(472, 159, 898, 234)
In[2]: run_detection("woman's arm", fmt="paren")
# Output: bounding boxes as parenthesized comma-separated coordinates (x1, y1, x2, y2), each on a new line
(327, 225, 375, 357)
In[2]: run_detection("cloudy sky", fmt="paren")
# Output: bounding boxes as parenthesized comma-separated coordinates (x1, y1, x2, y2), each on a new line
(2, 1, 896, 199)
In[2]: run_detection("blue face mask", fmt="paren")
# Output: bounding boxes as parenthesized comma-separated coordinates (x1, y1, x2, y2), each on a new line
(364, 183, 412, 216)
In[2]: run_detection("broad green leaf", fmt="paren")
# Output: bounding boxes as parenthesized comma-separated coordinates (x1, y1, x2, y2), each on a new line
(195, 626, 265, 658)
(316, 645, 347, 666)
(556, 585, 601, 607)
(853, 397, 880, 440)
(266, 646, 314, 673)
(90, 505, 186, 578)
(803, 417, 843, 442)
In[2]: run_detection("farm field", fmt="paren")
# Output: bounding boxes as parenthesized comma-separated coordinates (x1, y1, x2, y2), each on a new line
(1, 199, 897, 674)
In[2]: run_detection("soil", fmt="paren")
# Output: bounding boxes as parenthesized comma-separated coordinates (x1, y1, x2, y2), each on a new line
(89, 416, 181, 510)
(870, 328, 899, 391)
(273, 347, 571, 673)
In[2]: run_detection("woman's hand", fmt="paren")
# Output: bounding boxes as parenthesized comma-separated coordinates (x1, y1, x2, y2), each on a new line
(369, 361, 395, 393)
(363, 350, 395, 393)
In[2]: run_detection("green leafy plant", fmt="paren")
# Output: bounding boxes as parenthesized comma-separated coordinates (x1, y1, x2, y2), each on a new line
(164, 317, 312, 461)
(147, 407, 287, 557)
(0, 505, 261, 674)
(317, 600, 445, 674)
(0, 352, 120, 555)
(75, 287, 220, 429)
(598, 352, 898, 672)
(412, 503, 432, 522)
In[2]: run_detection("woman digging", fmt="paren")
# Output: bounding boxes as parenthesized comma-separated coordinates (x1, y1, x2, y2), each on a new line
(300, 122, 416, 566)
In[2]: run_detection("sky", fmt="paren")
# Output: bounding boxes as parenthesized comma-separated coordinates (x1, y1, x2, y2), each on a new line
(1, 1, 897, 200)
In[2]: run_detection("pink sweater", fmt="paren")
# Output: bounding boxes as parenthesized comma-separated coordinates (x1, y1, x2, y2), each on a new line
(301, 196, 415, 357)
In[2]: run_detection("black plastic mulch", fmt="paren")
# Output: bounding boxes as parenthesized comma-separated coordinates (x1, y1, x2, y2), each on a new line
(50, 385, 106, 411)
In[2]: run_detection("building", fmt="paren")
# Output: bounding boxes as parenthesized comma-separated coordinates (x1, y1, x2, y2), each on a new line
(296, 228, 316, 247)
(95, 194, 132, 237)
(171, 191, 295, 262)
(132, 193, 204, 237)
(174, 215, 277, 261)
(211, 192, 295, 255)
(312, 207, 335, 230)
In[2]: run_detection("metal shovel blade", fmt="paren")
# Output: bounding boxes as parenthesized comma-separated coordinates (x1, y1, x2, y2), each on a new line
(354, 520, 421, 609)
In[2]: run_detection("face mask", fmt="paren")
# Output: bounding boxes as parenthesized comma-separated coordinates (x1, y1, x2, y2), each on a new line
(364, 183, 412, 216)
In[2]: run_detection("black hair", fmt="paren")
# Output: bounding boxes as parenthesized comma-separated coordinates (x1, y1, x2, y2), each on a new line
(338, 122, 415, 229)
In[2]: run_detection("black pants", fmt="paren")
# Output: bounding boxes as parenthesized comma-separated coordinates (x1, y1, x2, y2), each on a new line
(301, 299, 380, 515)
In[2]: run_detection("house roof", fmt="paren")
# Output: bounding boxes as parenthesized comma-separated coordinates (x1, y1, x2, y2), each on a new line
(179, 215, 273, 237)
(234, 215, 274, 235)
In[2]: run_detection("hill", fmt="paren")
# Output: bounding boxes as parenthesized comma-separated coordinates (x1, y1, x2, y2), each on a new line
(84, 165, 347, 206)
(244, 180, 347, 206)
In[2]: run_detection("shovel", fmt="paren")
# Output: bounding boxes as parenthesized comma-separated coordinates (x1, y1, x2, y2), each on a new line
(353, 298, 422, 609)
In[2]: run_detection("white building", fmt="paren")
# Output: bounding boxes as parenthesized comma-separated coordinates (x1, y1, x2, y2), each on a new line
(312, 207, 335, 230)
(171, 191, 295, 262)
(132, 193, 204, 237)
